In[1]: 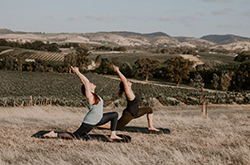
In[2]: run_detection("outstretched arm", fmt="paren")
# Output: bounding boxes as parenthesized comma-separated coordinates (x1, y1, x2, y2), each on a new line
(113, 65, 135, 100)
(71, 66, 94, 105)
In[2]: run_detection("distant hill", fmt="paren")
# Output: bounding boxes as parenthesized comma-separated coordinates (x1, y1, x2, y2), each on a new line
(200, 34, 250, 45)
(0, 28, 14, 34)
(108, 31, 169, 37)
(1, 28, 250, 50)
(175, 37, 216, 47)
(174, 37, 190, 43)
(142, 32, 170, 37)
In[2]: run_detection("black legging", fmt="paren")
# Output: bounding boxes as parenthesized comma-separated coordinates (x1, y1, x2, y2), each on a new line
(58, 112, 119, 139)
(96, 112, 119, 131)
(116, 106, 153, 129)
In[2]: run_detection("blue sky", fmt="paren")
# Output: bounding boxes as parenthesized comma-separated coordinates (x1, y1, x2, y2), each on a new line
(0, 0, 250, 38)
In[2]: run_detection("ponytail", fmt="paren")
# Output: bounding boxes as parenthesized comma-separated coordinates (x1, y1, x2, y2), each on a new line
(81, 84, 100, 105)
(118, 81, 125, 98)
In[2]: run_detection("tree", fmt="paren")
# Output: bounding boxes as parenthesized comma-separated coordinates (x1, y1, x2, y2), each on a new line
(220, 72, 233, 91)
(190, 72, 205, 91)
(190, 72, 205, 104)
(0, 39, 8, 46)
(75, 46, 91, 72)
(3, 55, 15, 70)
(22, 42, 32, 49)
(96, 58, 113, 74)
(190, 72, 207, 118)
(45, 43, 61, 52)
(120, 62, 133, 78)
(234, 51, 250, 62)
(31, 41, 46, 51)
(17, 56, 25, 71)
(64, 53, 77, 73)
(164, 57, 195, 86)
(134, 58, 160, 81)
(34, 58, 47, 72)
(114, 46, 127, 52)
(111, 57, 122, 67)
(231, 61, 250, 91)
(211, 73, 220, 90)
(95, 55, 102, 64)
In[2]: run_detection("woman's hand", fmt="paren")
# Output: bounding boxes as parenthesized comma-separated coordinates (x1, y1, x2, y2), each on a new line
(71, 66, 80, 74)
(113, 65, 119, 72)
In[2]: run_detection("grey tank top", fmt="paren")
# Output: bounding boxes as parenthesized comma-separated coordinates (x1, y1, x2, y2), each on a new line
(82, 96, 103, 125)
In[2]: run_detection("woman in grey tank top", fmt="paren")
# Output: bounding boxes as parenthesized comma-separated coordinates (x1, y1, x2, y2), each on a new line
(44, 66, 122, 140)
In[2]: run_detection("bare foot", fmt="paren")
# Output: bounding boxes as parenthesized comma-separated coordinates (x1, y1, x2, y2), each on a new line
(148, 127, 160, 132)
(110, 135, 123, 140)
(44, 131, 58, 138)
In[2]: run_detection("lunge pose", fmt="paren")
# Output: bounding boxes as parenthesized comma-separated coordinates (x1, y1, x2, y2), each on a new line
(44, 66, 122, 140)
(99, 65, 159, 132)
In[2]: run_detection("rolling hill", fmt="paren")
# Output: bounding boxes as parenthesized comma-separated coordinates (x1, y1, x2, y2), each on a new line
(200, 34, 250, 45)
(1, 29, 250, 50)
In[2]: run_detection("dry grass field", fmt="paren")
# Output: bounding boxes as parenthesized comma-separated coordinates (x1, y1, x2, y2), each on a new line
(1, 105, 250, 165)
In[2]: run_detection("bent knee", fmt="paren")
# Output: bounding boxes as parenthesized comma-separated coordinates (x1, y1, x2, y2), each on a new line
(146, 107, 153, 114)
(111, 112, 118, 118)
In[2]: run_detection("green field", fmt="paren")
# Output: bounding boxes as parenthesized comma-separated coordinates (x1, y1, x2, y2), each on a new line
(1, 46, 239, 67)
(198, 52, 239, 66)
(88, 50, 239, 67)
(1, 46, 248, 107)
(1, 70, 249, 107)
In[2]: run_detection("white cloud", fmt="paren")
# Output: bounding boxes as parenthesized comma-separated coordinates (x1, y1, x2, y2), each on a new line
(217, 24, 245, 29)
(85, 14, 115, 22)
(46, 15, 56, 19)
(68, 17, 78, 21)
(202, 0, 233, 2)
(182, 16, 202, 21)
(165, 9, 185, 13)
(195, 12, 205, 17)
(242, 11, 250, 17)
(242, 1, 249, 5)
(179, 16, 202, 27)
(211, 8, 233, 15)
(120, 15, 141, 20)
(156, 14, 203, 27)
(158, 16, 176, 22)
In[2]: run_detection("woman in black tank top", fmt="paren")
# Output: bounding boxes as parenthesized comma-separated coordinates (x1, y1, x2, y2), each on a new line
(98, 65, 159, 132)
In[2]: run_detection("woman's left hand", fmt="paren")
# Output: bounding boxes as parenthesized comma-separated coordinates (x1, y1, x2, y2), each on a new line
(113, 65, 119, 72)
(71, 66, 79, 74)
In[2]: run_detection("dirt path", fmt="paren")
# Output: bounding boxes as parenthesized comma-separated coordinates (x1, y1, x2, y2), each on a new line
(0, 49, 13, 55)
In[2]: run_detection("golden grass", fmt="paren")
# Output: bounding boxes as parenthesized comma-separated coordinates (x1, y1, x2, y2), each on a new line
(0, 105, 250, 165)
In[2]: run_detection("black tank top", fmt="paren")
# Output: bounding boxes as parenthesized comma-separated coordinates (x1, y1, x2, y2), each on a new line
(125, 93, 140, 117)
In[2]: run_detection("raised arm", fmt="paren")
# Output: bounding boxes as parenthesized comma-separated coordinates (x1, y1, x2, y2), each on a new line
(71, 66, 94, 105)
(113, 65, 135, 100)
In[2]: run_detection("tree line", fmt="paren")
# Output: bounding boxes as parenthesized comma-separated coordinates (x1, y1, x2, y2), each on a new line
(1, 42, 250, 92)
(58, 46, 250, 92)
(0, 38, 128, 53)
(0, 39, 61, 52)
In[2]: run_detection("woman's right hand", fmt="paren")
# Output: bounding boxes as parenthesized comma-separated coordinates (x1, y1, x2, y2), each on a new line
(113, 65, 119, 72)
